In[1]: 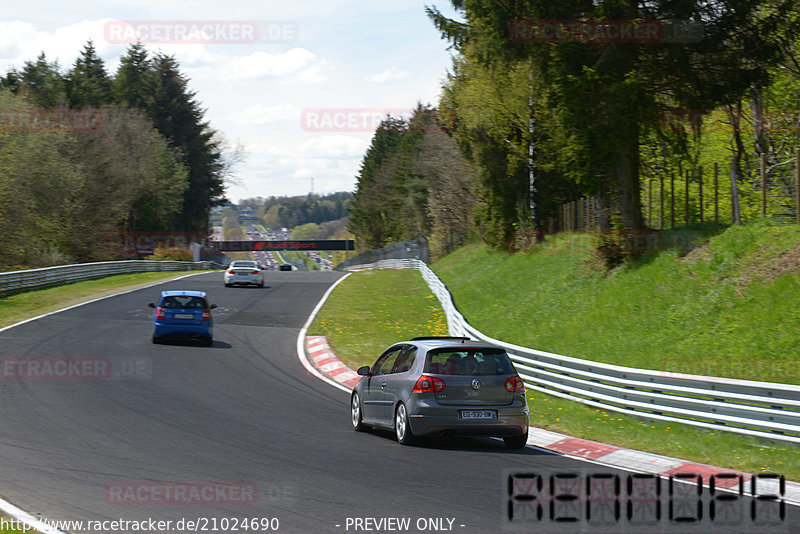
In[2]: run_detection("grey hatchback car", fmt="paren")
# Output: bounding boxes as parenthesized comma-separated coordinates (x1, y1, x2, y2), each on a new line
(351, 337, 529, 448)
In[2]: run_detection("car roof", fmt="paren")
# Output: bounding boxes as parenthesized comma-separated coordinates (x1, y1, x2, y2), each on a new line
(160, 290, 207, 298)
(396, 337, 503, 352)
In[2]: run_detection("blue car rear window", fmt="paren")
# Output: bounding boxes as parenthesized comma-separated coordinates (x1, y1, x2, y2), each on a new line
(160, 296, 207, 309)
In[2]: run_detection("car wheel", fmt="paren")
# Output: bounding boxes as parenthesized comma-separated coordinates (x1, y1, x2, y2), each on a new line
(351, 393, 366, 431)
(203, 337, 213, 347)
(395, 403, 414, 445)
(258, 280, 264, 288)
(503, 434, 528, 449)
(225, 283, 232, 288)
(151, 336, 160, 344)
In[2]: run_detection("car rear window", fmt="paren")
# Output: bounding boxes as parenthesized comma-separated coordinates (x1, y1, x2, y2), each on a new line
(160, 296, 207, 309)
(232, 261, 257, 268)
(424, 348, 514, 376)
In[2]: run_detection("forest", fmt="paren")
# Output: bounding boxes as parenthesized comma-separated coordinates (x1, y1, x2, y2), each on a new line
(0, 42, 230, 268)
(349, 1, 800, 257)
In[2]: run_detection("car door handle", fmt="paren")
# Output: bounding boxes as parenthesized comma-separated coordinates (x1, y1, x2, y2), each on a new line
(380, 381, 387, 388)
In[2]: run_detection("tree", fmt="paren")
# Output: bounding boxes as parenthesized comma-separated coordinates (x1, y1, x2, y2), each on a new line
(349, 117, 409, 248)
(148, 54, 225, 232)
(291, 222, 320, 240)
(428, 0, 798, 231)
(66, 41, 112, 108)
(15, 53, 66, 108)
(112, 43, 154, 109)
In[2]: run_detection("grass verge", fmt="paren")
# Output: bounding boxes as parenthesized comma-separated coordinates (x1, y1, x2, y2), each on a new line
(308, 270, 448, 370)
(434, 221, 800, 384)
(0, 270, 211, 329)
(308, 267, 800, 480)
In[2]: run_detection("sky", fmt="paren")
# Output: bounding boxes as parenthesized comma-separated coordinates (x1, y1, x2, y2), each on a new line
(0, 1, 462, 202)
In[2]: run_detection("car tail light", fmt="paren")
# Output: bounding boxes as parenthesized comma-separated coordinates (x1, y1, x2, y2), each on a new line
(201, 309, 211, 321)
(505, 376, 525, 393)
(251, 270, 260, 274)
(413, 375, 446, 393)
(227, 269, 234, 274)
(155, 306, 165, 320)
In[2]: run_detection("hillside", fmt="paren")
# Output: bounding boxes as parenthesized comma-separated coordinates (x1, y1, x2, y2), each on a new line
(433, 221, 800, 385)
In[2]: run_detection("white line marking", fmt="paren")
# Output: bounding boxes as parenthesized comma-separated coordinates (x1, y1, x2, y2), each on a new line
(295, 273, 352, 394)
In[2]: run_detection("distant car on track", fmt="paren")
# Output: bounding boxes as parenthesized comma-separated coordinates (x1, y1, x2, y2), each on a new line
(350, 337, 529, 448)
(279, 263, 293, 271)
(224, 260, 264, 287)
(149, 290, 216, 346)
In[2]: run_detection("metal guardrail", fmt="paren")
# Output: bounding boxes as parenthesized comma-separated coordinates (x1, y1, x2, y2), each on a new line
(346, 259, 800, 443)
(0, 260, 222, 297)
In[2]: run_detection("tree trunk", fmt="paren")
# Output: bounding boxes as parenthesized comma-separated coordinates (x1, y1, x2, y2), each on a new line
(527, 66, 543, 243)
(614, 141, 646, 230)
(727, 103, 744, 225)
(595, 192, 612, 232)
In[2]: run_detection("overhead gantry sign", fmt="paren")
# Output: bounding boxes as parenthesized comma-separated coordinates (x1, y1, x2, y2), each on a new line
(215, 240, 355, 252)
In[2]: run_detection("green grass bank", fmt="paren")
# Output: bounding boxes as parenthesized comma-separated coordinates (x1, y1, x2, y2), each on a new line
(434, 221, 800, 384)
(309, 222, 800, 479)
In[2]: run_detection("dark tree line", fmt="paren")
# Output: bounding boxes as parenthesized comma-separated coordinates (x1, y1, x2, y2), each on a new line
(250, 192, 353, 230)
(352, 1, 800, 254)
(0, 42, 230, 267)
(349, 106, 480, 257)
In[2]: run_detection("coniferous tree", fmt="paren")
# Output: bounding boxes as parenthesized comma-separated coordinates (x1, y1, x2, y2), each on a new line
(16, 53, 66, 108)
(66, 41, 112, 108)
(112, 43, 154, 109)
(148, 54, 224, 232)
(428, 0, 798, 231)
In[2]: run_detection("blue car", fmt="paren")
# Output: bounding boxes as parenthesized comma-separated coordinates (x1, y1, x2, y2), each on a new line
(148, 290, 216, 346)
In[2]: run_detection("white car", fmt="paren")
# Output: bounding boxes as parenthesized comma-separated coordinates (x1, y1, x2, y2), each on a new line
(224, 260, 264, 287)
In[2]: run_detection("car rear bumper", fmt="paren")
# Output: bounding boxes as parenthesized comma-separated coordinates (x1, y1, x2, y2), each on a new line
(153, 323, 212, 339)
(407, 400, 529, 438)
(224, 274, 262, 285)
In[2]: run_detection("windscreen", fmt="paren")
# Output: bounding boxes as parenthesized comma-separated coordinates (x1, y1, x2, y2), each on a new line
(160, 296, 207, 309)
(424, 348, 514, 376)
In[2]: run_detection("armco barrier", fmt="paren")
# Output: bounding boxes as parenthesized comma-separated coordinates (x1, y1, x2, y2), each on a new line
(345, 259, 800, 444)
(0, 260, 222, 297)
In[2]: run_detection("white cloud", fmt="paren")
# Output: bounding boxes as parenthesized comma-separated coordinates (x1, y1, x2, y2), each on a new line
(236, 104, 301, 125)
(299, 135, 369, 158)
(363, 67, 409, 83)
(221, 48, 325, 82)
(0, 3, 457, 201)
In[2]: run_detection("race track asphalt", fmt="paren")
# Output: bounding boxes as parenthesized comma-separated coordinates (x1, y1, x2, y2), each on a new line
(0, 271, 795, 533)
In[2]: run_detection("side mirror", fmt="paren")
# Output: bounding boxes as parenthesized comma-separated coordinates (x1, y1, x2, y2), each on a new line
(148, 303, 155, 308)
(357, 366, 371, 376)
(210, 304, 218, 309)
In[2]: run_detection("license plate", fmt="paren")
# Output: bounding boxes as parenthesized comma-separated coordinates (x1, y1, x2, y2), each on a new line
(459, 410, 497, 420)
(173, 313, 194, 319)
